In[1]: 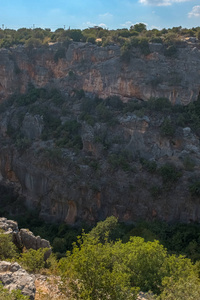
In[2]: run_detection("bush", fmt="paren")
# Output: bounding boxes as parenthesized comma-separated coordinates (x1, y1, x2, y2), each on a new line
(160, 118, 175, 137)
(54, 47, 66, 62)
(189, 181, 200, 196)
(19, 248, 49, 273)
(0, 232, 18, 260)
(0, 282, 29, 300)
(140, 158, 157, 173)
(147, 97, 172, 112)
(164, 45, 177, 57)
(58, 218, 199, 299)
(159, 164, 182, 184)
(108, 152, 131, 171)
(157, 275, 200, 300)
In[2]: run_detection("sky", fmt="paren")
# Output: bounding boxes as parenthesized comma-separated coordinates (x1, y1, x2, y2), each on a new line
(0, 0, 200, 31)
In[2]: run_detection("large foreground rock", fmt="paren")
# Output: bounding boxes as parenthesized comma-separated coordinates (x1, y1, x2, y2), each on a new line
(0, 217, 51, 257)
(0, 261, 35, 299)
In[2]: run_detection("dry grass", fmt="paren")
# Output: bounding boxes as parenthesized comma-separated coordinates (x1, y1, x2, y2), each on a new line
(35, 275, 69, 300)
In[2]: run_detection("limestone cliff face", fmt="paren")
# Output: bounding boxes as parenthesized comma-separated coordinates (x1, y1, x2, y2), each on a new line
(0, 42, 200, 104)
(0, 109, 200, 224)
(0, 42, 200, 225)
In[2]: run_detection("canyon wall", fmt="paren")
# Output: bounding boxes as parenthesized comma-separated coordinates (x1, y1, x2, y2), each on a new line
(0, 42, 200, 225)
(0, 41, 200, 104)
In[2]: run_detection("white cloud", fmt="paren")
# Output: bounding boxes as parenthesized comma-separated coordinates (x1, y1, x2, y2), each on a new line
(121, 21, 134, 28)
(99, 12, 113, 18)
(188, 6, 200, 18)
(139, 0, 192, 6)
(98, 23, 107, 28)
(82, 21, 96, 28)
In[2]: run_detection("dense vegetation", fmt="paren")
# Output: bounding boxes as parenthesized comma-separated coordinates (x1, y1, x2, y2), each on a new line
(1, 217, 200, 299)
(0, 24, 199, 57)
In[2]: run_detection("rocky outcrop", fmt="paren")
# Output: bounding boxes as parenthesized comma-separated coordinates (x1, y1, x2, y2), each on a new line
(0, 41, 200, 104)
(0, 261, 35, 299)
(0, 218, 51, 256)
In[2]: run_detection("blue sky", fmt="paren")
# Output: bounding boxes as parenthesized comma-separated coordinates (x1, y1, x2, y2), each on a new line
(0, 0, 200, 31)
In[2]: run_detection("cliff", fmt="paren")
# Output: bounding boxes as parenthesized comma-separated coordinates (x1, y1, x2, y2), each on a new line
(0, 41, 200, 104)
(0, 42, 200, 225)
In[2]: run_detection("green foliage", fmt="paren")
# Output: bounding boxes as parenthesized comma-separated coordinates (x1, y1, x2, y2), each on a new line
(108, 151, 132, 171)
(25, 37, 42, 48)
(189, 181, 200, 196)
(15, 136, 31, 151)
(59, 235, 139, 300)
(0, 282, 29, 300)
(58, 218, 199, 299)
(130, 23, 147, 33)
(19, 248, 49, 273)
(54, 47, 66, 62)
(96, 102, 117, 124)
(88, 216, 118, 243)
(158, 276, 200, 300)
(183, 156, 195, 171)
(105, 96, 124, 110)
(140, 158, 157, 173)
(0, 25, 199, 50)
(164, 45, 177, 57)
(120, 41, 132, 62)
(159, 163, 182, 184)
(147, 97, 172, 112)
(150, 186, 162, 199)
(160, 118, 175, 137)
(69, 29, 83, 42)
(74, 89, 85, 100)
(54, 120, 83, 150)
(41, 148, 63, 166)
(0, 231, 18, 260)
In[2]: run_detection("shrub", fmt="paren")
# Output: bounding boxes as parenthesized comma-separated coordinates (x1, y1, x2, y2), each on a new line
(58, 218, 199, 299)
(105, 96, 124, 110)
(54, 47, 66, 62)
(189, 181, 200, 196)
(0, 282, 29, 300)
(108, 152, 131, 172)
(159, 164, 182, 184)
(0, 231, 18, 260)
(160, 118, 175, 137)
(140, 158, 157, 173)
(164, 45, 177, 57)
(19, 248, 49, 273)
(158, 276, 200, 300)
(147, 97, 172, 112)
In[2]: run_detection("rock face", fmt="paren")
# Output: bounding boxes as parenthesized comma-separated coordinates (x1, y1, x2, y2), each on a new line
(0, 42, 200, 225)
(0, 218, 51, 255)
(0, 261, 35, 300)
(0, 41, 200, 104)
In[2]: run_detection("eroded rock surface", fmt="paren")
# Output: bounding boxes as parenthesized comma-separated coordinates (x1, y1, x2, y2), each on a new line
(0, 42, 200, 104)
(0, 217, 51, 256)
(0, 261, 35, 300)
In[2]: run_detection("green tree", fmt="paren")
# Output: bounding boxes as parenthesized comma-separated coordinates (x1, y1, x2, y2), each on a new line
(0, 232, 18, 260)
(130, 23, 147, 33)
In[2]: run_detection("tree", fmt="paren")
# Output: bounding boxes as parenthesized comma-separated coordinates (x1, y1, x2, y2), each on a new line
(58, 217, 199, 299)
(130, 23, 147, 33)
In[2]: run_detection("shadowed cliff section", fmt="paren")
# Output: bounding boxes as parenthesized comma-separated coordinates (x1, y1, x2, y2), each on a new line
(0, 88, 200, 225)
(0, 41, 200, 104)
